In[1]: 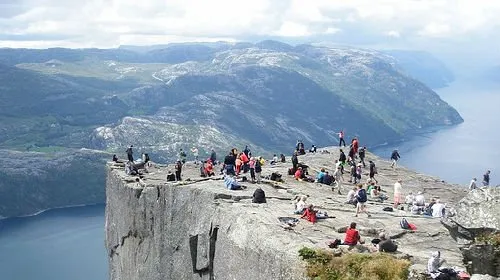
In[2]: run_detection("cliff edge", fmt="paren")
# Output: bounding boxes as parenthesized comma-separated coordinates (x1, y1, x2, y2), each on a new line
(105, 147, 470, 280)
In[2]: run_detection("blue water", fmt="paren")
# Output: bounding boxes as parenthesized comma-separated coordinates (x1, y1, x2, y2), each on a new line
(373, 81, 499, 186)
(0, 81, 498, 280)
(0, 204, 107, 280)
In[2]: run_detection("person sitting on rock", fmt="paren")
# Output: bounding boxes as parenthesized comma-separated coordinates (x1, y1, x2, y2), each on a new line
(424, 198, 436, 216)
(301, 204, 317, 223)
(270, 154, 278, 165)
(346, 187, 357, 205)
(280, 153, 286, 163)
(322, 171, 334, 186)
(294, 195, 308, 214)
(224, 174, 243, 190)
(316, 168, 326, 183)
(431, 199, 446, 218)
(427, 251, 456, 280)
(200, 161, 208, 177)
(371, 185, 388, 202)
(405, 192, 415, 206)
(205, 160, 215, 177)
(235, 155, 243, 175)
(343, 222, 364, 245)
(294, 167, 304, 181)
(378, 232, 398, 253)
(309, 145, 317, 153)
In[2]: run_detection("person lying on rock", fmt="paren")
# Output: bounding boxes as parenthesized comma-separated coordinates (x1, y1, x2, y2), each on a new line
(343, 222, 364, 245)
(300, 204, 328, 223)
(377, 232, 398, 253)
(301, 204, 317, 223)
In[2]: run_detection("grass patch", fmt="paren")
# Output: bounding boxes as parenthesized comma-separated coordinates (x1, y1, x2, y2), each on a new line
(476, 232, 500, 247)
(298, 247, 410, 280)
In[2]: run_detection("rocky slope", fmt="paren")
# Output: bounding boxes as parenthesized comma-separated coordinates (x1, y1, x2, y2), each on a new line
(106, 147, 473, 280)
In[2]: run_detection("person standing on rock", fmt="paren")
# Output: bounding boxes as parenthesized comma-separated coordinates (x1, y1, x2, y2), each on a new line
(339, 149, 347, 174)
(126, 145, 134, 162)
(254, 158, 262, 183)
(483, 170, 491, 186)
(338, 130, 346, 147)
(390, 149, 400, 168)
(352, 137, 359, 156)
(224, 152, 236, 176)
(469, 178, 477, 190)
(358, 146, 366, 167)
(355, 184, 371, 217)
(191, 147, 199, 164)
(333, 166, 343, 194)
(243, 145, 250, 157)
(393, 179, 403, 209)
(210, 148, 217, 164)
(291, 151, 299, 171)
(369, 160, 378, 184)
(175, 160, 182, 181)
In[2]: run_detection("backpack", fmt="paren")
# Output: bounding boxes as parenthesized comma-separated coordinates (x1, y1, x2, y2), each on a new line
(288, 168, 295, 175)
(400, 218, 410, 229)
(356, 189, 367, 203)
(255, 161, 262, 173)
(144, 153, 150, 162)
(252, 188, 266, 203)
(270, 172, 282, 182)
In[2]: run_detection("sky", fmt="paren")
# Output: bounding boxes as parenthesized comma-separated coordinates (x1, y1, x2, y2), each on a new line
(0, 0, 499, 66)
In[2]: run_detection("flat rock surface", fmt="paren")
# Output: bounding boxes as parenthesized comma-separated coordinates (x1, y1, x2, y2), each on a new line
(110, 146, 470, 274)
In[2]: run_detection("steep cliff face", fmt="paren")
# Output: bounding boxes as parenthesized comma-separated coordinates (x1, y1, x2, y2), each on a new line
(106, 148, 472, 280)
(105, 167, 306, 280)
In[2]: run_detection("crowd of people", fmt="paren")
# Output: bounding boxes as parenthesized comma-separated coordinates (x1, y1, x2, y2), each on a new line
(119, 134, 490, 279)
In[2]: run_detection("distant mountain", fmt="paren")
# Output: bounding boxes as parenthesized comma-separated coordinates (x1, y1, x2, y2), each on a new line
(0, 40, 463, 217)
(383, 50, 455, 89)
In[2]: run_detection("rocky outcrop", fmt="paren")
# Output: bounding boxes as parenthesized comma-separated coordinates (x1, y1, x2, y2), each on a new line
(443, 188, 500, 277)
(106, 147, 472, 280)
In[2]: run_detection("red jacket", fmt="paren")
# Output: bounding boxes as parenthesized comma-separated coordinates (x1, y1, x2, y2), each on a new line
(344, 228, 360, 245)
(301, 208, 317, 223)
(240, 153, 249, 163)
(353, 140, 359, 154)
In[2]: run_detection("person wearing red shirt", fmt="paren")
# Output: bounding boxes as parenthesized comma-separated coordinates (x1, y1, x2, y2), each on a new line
(352, 138, 359, 155)
(294, 167, 304, 180)
(343, 222, 363, 245)
(301, 204, 317, 223)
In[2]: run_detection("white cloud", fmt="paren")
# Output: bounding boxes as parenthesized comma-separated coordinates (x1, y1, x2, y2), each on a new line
(386, 30, 400, 38)
(0, 0, 499, 48)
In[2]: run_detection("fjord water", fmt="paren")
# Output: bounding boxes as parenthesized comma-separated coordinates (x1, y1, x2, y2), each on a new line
(0, 81, 498, 280)
(373, 81, 499, 186)
(0, 204, 107, 280)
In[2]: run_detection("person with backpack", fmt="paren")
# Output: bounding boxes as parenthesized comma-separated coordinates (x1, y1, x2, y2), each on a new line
(339, 149, 346, 174)
(254, 158, 262, 183)
(355, 184, 371, 217)
(126, 145, 134, 162)
(291, 151, 299, 171)
(210, 149, 217, 164)
(390, 149, 401, 168)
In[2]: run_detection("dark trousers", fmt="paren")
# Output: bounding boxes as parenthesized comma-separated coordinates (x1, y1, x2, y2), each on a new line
(127, 154, 134, 162)
(175, 171, 181, 181)
(339, 138, 346, 146)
